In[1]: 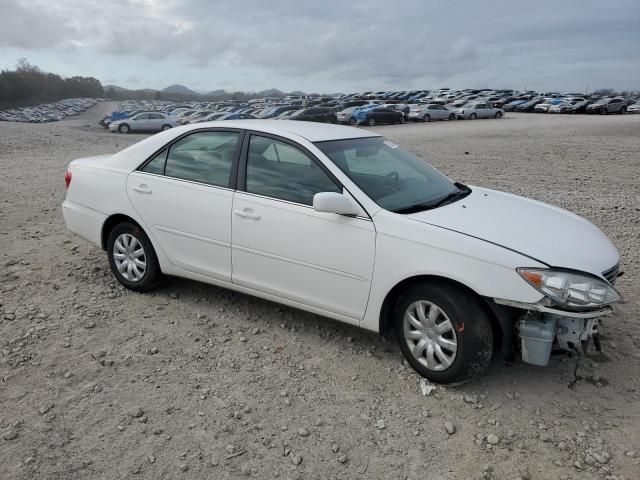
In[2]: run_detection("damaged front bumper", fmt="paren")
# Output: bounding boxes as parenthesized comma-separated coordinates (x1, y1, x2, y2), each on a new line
(493, 298, 614, 366)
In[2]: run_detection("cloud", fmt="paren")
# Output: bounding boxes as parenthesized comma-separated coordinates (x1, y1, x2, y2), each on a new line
(0, 0, 638, 91)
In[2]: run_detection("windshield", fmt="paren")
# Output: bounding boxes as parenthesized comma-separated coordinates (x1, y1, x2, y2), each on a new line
(314, 137, 461, 212)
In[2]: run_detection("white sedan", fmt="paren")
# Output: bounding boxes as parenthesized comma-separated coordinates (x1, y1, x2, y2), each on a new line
(408, 104, 456, 122)
(457, 102, 505, 120)
(109, 112, 178, 133)
(62, 121, 623, 383)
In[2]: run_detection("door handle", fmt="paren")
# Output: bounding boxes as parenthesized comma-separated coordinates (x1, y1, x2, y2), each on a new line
(133, 184, 152, 194)
(233, 209, 261, 220)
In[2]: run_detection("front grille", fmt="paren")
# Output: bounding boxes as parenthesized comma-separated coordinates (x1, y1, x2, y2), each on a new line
(602, 263, 619, 285)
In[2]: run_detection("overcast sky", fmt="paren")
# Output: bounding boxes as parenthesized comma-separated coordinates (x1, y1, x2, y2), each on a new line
(1, 0, 638, 93)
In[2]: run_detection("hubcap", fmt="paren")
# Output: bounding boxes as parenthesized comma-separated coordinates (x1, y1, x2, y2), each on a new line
(403, 300, 458, 371)
(113, 233, 146, 282)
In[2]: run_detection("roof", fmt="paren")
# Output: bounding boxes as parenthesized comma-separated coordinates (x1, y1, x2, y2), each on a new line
(190, 119, 381, 142)
(106, 120, 380, 172)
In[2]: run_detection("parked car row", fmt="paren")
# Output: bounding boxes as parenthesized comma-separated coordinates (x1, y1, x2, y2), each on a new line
(99, 87, 640, 134)
(0, 98, 100, 123)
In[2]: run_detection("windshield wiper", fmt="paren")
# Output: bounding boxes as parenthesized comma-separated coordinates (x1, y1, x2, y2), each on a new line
(392, 183, 471, 214)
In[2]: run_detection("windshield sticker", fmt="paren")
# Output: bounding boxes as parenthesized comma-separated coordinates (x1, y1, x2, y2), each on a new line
(383, 140, 399, 149)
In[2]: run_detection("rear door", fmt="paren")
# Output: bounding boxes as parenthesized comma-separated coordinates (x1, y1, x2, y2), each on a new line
(126, 129, 243, 281)
(432, 105, 447, 120)
(148, 113, 165, 131)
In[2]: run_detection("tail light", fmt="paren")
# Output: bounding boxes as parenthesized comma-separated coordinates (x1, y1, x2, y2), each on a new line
(64, 168, 72, 190)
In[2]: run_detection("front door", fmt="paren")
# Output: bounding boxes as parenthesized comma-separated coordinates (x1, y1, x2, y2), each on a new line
(127, 129, 242, 281)
(231, 133, 376, 321)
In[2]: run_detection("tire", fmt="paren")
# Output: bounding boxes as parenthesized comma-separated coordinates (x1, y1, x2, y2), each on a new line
(423, 114, 431, 122)
(368, 117, 376, 126)
(448, 113, 456, 120)
(620, 107, 626, 114)
(600, 107, 607, 115)
(107, 222, 162, 292)
(161, 124, 172, 131)
(118, 123, 130, 134)
(469, 113, 477, 120)
(349, 117, 357, 125)
(399, 115, 406, 124)
(394, 282, 493, 383)
(495, 111, 503, 118)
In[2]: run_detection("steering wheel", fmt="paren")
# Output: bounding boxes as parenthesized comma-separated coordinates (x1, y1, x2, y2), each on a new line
(382, 171, 400, 193)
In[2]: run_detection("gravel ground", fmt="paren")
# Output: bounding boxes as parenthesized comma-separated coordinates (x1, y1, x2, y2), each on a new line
(1, 102, 639, 480)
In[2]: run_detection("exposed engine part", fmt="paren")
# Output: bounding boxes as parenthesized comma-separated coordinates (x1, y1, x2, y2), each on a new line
(556, 317, 599, 353)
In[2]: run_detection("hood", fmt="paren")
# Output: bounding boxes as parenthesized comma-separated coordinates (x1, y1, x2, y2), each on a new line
(405, 187, 619, 278)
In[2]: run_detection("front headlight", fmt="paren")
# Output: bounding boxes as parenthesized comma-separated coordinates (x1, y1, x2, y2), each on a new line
(517, 268, 623, 310)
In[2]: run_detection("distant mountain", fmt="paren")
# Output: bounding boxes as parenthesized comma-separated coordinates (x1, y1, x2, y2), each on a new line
(258, 88, 285, 97)
(207, 89, 227, 96)
(161, 84, 200, 96)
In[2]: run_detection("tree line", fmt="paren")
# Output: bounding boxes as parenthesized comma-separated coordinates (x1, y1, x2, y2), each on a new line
(0, 59, 103, 109)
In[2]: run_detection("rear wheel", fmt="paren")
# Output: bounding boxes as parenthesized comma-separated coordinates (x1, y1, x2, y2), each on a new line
(349, 117, 357, 125)
(423, 114, 431, 122)
(495, 111, 503, 118)
(448, 113, 456, 120)
(161, 124, 172, 131)
(118, 124, 130, 133)
(107, 222, 162, 292)
(394, 282, 493, 383)
(368, 117, 376, 126)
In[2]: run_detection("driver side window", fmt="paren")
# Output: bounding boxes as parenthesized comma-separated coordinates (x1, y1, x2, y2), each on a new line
(246, 135, 341, 205)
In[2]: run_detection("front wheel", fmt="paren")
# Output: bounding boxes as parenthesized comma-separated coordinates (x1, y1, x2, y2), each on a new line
(469, 113, 477, 120)
(620, 107, 626, 114)
(448, 113, 456, 120)
(107, 222, 162, 292)
(368, 117, 376, 126)
(399, 115, 406, 124)
(118, 124, 130, 133)
(394, 283, 493, 383)
(495, 111, 503, 118)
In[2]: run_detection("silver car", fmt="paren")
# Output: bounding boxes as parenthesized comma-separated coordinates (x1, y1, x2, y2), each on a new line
(336, 106, 362, 125)
(408, 104, 456, 122)
(109, 112, 178, 133)
(627, 102, 640, 114)
(457, 103, 504, 120)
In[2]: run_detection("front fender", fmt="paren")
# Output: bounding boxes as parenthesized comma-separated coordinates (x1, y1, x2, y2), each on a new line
(361, 209, 545, 332)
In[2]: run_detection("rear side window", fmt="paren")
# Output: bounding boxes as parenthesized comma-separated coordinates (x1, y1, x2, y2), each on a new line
(163, 131, 240, 187)
(142, 148, 167, 174)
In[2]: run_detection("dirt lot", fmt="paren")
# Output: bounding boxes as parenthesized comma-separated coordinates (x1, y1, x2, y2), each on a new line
(1, 103, 639, 480)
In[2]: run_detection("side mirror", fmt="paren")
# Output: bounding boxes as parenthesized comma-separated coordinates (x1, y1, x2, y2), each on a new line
(313, 192, 359, 216)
